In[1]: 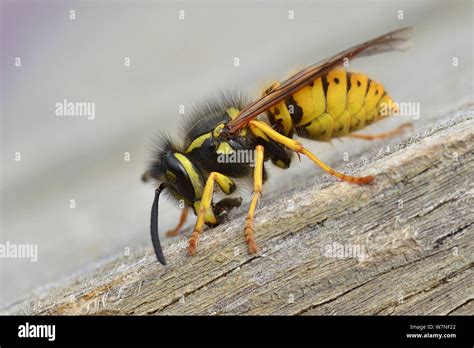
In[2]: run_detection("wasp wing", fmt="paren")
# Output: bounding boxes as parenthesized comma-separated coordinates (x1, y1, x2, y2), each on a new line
(226, 27, 413, 133)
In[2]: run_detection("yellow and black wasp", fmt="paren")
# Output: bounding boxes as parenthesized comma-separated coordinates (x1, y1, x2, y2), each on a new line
(143, 27, 413, 265)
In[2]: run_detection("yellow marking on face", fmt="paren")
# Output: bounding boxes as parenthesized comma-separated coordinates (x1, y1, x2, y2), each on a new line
(166, 170, 176, 183)
(174, 153, 203, 197)
(168, 190, 189, 206)
(216, 141, 234, 155)
(226, 108, 240, 119)
(185, 132, 211, 153)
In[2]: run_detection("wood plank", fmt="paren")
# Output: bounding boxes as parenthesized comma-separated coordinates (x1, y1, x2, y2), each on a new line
(4, 105, 473, 315)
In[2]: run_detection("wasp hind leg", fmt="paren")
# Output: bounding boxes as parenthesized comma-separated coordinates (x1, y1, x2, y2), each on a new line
(245, 145, 265, 254)
(250, 120, 374, 184)
(348, 122, 412, 141)
(188, 172, 235, 256)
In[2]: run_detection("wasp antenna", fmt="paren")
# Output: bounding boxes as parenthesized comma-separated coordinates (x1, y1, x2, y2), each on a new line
(150, 183, 167, 265)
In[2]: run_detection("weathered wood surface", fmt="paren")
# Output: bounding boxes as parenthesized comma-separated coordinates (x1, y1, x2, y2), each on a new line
(5, 105, 473, 315)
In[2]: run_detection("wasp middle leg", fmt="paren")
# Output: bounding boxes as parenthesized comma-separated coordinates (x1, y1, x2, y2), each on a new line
(245, 145, 265, 254)
(166, 207, 189, 237)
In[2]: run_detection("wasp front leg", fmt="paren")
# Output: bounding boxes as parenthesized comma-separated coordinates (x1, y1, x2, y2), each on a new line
(188, 172, 235, 256)
(245, 145, 265, 254)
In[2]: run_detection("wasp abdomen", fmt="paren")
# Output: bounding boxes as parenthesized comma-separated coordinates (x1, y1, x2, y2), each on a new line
(265, 69, 398, 142)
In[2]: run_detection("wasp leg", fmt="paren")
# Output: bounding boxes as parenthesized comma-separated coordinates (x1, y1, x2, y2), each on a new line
(245, 145, 264, 254)
(249, 120, 373, 184)
(348, 122, 412, 141)
(188, 172, 235, 256)
(165, 207, 189, 237)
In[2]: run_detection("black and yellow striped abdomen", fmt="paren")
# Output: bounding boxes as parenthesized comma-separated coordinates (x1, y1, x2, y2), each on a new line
(265, 69, 398, 142)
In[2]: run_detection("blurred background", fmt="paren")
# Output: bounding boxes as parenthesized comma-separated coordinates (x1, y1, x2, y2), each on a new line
(1, 0, 472, 309)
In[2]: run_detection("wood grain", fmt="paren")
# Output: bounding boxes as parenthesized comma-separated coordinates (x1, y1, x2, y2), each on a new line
(4, 105, 473, 315)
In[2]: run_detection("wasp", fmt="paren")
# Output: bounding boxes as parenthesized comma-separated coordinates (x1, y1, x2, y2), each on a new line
(143, 27, 413, 265)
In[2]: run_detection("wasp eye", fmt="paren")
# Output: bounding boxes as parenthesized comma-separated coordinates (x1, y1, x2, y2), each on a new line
(162, 152, 204, 203)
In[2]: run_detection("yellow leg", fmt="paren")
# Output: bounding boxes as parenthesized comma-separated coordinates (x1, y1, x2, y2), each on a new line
(249, 120, 374, 184)
(245, 145, 264, 254)
(188, 172, 235, 256)
(348, 122, 412, 141)
(166, 208, 189, 237)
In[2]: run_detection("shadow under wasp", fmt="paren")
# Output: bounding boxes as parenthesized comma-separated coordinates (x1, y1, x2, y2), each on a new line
(142, 27, 413, 265)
